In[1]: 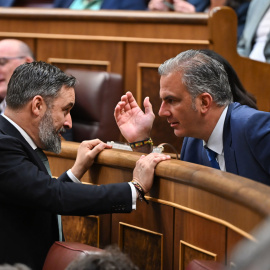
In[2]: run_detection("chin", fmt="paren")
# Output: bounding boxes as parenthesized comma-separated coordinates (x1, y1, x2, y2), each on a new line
(174, 129, 185, 138)
(0, 90, 6, 100)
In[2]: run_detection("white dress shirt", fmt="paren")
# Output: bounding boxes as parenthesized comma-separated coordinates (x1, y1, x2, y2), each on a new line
(249, 7, 270, 62)
(203, 106, 228, 171)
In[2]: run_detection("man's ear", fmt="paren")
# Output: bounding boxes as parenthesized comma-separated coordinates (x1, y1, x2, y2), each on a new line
(25, 56, 34, 63)
(31, 95, 46, 116)
(199, 93, 212, 114)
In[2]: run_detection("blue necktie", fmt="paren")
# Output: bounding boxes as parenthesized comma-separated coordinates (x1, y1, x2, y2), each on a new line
(35, 148, 63, 241)
(205, 147, 220, 170)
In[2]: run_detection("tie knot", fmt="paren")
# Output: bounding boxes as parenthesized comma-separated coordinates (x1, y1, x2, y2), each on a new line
(35, 148, 48, 162)
(205, 147, 220, 169)
(205, 147, 217, 161)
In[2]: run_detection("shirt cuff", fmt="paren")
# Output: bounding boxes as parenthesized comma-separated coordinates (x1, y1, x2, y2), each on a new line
(67, 169, 82, 184)
(128, 182, 137, 210)
(67, 170, 135, 209)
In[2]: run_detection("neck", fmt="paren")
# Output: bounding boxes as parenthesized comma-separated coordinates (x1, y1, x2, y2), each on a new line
(201, 105, 226, 142)
(4, 107, 42, 147)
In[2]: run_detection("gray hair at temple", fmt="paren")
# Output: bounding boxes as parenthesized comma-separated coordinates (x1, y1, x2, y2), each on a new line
(6, 61, 76, 109)
(17, 39, 35, 60)
(158, 50, 233, 107)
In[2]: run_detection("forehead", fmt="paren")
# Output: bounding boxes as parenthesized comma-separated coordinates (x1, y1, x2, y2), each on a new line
(52, 86, 75, 107)
(160, 72, 189, 98)
(0, 41, 20, 57)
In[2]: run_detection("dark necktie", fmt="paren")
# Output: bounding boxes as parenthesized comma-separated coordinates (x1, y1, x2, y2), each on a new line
(205, 147, 220, 170)
(35, 148, 52, 176)
(35, 148, 63, 241)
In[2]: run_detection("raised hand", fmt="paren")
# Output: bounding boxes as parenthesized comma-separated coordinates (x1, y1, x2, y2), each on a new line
(71, 139, 112, 179)
(114, 91, 155, 143)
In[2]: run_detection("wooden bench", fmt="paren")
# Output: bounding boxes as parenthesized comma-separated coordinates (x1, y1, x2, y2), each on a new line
(1, 7, 269, 151)
(47, 141, 270, 270)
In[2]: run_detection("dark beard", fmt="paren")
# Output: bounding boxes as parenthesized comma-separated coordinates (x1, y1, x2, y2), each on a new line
(38, 110, 64, 154)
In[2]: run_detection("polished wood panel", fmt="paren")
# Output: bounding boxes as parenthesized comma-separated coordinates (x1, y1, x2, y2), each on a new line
(180, 240, 217, 270)
(46, 141, 270, 269)
(119, 222, 163, 270)
(175, 210, 224, 269)
(112, 200, 174, 270)
(2, 7, 269, 151)
(62, 215, 100, 247)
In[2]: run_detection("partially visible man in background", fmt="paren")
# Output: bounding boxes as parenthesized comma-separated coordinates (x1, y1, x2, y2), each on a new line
(0, 39, 34, 113)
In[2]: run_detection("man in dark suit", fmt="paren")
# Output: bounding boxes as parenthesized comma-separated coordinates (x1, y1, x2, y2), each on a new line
(0, 61, 170, 269)
(114, 49, 270, 185)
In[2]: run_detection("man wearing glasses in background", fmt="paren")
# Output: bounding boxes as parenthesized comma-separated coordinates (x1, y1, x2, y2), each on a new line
(0, 39, 34, 114)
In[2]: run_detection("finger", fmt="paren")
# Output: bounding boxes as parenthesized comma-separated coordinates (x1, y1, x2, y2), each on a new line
(114, 103, 122, 119)
(139, 155, 146, 160)
(82, 139, 102, 149)
(146, 153, 171, 164)
(152, 155, 171, 164)
(104, 143, 112, 149)
(126, 91, 140, 110)
(89, 142, 107, 157)
(120, 94, 133, 112)
(143, 96, 154, 116)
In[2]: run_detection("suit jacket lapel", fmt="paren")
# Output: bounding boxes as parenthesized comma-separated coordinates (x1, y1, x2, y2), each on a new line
(0, 115, 48, 173)
(223, 103, 238, 174)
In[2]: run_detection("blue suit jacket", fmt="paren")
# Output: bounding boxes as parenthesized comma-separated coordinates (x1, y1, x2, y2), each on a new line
(53, 0, 148, 10)
(181, 103, 270, 185)
(0, 0, 147, 9)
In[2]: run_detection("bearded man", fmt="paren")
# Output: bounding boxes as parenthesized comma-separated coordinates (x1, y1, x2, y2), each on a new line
(0, 61, 170, 269)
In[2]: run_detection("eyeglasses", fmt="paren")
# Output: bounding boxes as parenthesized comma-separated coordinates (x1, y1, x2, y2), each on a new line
(0, 56, 25, 66)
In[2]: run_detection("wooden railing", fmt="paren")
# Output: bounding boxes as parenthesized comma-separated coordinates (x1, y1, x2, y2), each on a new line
(47, 141, 270, 270)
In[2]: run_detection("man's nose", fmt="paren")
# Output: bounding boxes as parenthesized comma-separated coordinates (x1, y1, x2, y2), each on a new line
(64, 113, 72, 129)
(158, 102, 170, 117)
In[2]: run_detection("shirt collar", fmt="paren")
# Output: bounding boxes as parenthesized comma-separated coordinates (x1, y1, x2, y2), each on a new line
(203, 106, 228, 155)
(2, 114, 37, 150)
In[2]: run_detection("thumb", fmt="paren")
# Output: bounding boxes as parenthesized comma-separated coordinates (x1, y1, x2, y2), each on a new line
(143, 96, 153, 115)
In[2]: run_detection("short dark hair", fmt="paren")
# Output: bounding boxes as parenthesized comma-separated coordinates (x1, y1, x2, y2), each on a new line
(158, 49, 233, 106)
(66, 245, 139, 270)
(0, 263, 31, 270)
(6, 61, 76, 109)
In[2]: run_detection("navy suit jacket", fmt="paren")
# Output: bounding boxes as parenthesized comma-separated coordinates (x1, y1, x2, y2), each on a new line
(0, 115, 132, 269)
(181, 103, 270, 185)
(189, 0, 249, 39)
(53, 0, 148, 9)
(0, 0, 147, 9)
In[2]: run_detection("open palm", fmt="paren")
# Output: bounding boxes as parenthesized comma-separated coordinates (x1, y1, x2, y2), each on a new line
(114, 92, 155, 142)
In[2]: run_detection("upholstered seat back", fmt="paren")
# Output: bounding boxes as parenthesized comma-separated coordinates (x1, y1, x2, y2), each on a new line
(186, 260, 224, 270)
(43, 241, 103, 270)
(65, 69, 123, 143)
